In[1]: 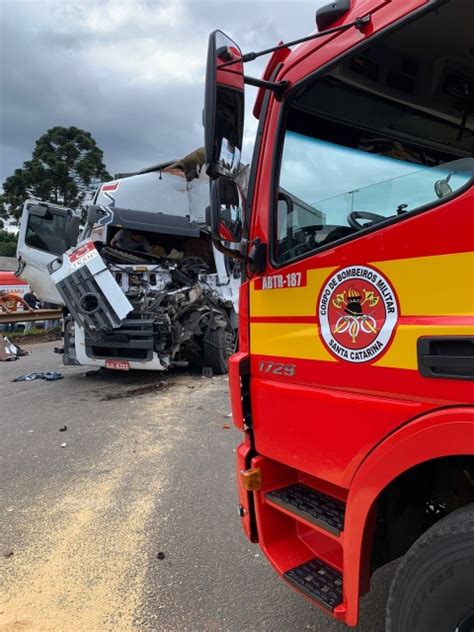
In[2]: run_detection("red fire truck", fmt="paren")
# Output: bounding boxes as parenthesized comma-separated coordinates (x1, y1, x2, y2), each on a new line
(204, 0, 474, 630)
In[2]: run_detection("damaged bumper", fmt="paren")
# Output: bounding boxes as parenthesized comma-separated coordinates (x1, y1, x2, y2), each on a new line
(74, 325, 168, 371)
(49, 241, 133, 335)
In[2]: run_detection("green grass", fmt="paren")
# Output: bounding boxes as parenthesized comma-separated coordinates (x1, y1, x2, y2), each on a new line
(6, 327, 62, 341)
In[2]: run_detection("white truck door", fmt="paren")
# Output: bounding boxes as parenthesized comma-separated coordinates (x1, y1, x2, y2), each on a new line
(17, 200, 80, 304)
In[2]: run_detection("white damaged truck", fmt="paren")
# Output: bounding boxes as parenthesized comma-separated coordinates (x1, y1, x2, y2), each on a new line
(16, 151, 242, 372)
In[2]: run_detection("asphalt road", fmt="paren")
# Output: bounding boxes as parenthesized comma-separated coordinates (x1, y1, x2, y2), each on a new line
(0, 342, 396, 631)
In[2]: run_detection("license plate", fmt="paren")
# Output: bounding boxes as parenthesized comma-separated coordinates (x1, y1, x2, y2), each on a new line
(105, 359, 130, 371)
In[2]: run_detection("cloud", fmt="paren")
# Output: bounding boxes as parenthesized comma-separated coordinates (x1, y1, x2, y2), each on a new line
(0, 0, 322, 183)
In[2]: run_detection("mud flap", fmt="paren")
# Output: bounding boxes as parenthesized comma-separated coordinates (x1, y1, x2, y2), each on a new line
(48, 241, 132, 336)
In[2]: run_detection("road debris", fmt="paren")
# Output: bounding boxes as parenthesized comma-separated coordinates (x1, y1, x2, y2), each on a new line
(59, 425, 67, 432)
(12, 371, 63, 382)
(3, 550, 14, 558)
(0, 336, 29, 362)
(60, 443, 67, 448)
(84, 367, 108, 378)
(157, 552, 166, 560)
(101, 381, 170, 401)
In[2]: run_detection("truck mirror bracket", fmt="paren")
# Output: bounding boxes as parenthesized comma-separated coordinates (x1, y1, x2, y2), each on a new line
(211, 235, 246, 261)
(244, 76, 289, 101)
(247, 239, 267, 275)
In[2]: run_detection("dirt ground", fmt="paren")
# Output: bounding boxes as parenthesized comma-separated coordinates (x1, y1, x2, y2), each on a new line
(0, 342, 394, 632)
(5, 328, 61, 346)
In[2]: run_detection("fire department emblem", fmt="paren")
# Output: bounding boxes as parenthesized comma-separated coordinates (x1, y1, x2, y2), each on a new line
(318, 265, 398, 363)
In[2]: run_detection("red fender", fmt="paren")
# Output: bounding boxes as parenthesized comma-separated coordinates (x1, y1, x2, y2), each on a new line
(343, 407, 474, 626)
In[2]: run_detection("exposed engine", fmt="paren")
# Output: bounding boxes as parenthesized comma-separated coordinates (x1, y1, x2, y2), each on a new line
(61, 237, 236, 371)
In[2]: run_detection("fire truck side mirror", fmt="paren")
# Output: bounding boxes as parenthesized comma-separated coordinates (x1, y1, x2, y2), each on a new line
(204, 30, 245, 180)
(209, 177, 245, 260)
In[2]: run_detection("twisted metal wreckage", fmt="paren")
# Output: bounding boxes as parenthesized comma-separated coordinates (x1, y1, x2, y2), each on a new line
(16, 148, 246, 372)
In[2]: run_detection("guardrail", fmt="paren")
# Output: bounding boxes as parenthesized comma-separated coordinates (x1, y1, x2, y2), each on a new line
(0, 309, 63, 324)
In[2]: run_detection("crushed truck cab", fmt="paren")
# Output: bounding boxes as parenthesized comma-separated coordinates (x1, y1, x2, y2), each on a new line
(205, 0, 474, 630)
(17, 155, 242, 372)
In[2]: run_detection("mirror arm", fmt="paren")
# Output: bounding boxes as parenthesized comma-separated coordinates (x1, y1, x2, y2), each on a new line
(244, 76, 288, 101)
(211, 233, 267, 273)
(212, 236, 246, 261)
(219, 15, 371, 68)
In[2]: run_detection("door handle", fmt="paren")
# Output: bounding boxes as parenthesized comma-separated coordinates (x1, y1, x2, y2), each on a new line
(418, 337, 474, 380)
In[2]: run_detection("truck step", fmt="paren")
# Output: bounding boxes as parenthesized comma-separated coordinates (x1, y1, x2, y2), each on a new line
(284, 558, 343, 611)
(266, 483, 345, 535)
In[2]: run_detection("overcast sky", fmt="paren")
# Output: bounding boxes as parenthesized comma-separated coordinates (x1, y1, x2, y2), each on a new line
(0, 0, 323, 184)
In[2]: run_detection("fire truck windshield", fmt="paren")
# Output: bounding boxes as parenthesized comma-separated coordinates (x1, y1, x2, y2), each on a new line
(277, 132, 471, 238)
(274, 0, 473, 264)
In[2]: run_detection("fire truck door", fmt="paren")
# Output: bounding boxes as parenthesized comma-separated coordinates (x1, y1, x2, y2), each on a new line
(249, 190, 473, 487)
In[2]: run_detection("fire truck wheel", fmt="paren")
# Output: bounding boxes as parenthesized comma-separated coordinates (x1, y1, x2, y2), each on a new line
(203, 325, 234, 374)
(386, 502, 474, 632)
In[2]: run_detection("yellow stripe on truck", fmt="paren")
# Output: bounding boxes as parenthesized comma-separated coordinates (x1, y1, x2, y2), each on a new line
(250, 252, 474, 318)
(250, 322, 336, 363)
(375, 252, 474, 316)
(376, 324, 474, 370)
(249, 252, 474, 371)
(250, 267, 336, 317)
(250, 323, 474, 370)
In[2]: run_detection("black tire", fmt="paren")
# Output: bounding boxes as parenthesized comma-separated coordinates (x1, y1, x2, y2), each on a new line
(386, 503, 474, 632)
(203, 325, 234, 375)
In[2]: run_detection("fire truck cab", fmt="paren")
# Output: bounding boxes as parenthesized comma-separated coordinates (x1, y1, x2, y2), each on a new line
(204, 0, 474, 630)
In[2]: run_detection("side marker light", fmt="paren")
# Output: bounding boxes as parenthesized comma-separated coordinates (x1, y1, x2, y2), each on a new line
(240, 467, 262, 491)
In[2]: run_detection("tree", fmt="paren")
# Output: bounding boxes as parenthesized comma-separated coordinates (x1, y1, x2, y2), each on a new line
(1, 126, 112, 222)
(0, 230, 18, 257)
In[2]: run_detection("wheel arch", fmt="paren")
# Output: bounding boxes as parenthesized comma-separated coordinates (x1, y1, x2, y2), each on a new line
(342, 406, 474, 626)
